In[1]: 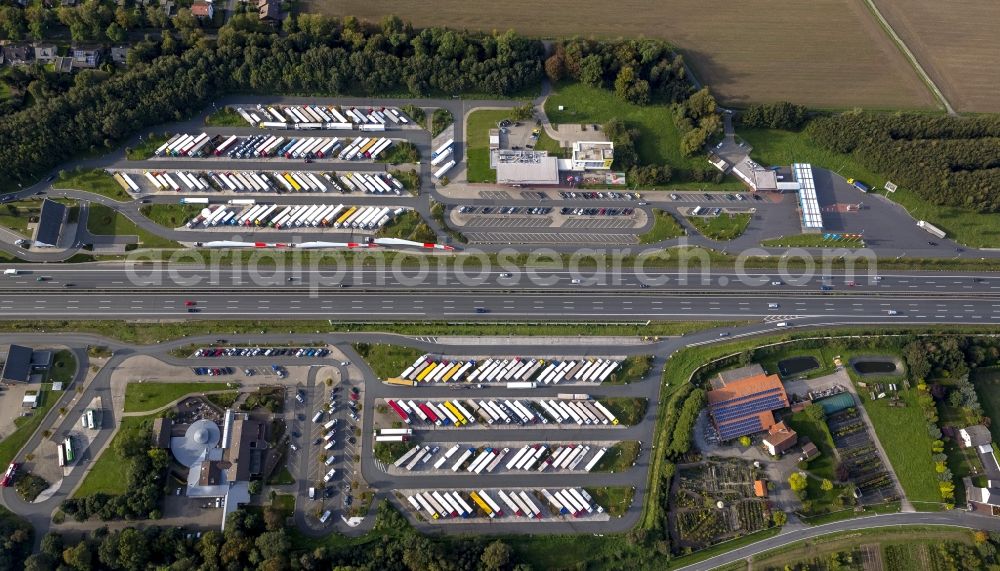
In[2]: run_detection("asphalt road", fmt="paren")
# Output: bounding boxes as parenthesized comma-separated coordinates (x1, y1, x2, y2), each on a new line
(2, 267, 999, 293)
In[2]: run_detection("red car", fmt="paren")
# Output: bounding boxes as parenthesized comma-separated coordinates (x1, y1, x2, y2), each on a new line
(185, 300, 196, 306)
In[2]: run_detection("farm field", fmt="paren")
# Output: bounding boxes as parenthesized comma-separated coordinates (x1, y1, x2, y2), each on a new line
(870, 0, 1000, 112)
(308, 0, 934, 109)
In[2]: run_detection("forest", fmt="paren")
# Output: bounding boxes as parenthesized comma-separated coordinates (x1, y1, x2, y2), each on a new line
(58, 420, 167, 521)
(544, 38, 692, 105)
(0, 14, 543, 190)
(22, 502, 534, 571)
(806, 112, 1000, 211)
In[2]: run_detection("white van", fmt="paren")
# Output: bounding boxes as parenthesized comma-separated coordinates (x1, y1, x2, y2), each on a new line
(308, 487, 316, 500)
(3, 269, 19, 276)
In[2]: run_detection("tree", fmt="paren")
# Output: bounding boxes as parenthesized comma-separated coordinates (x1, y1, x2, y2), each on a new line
(788, 472, 808, 493)
(481, 540, 513, 571)
(578, 55, 603, 88)
(544, 53, 565, 82)
(106, 22, 126, 43)
(249, 480, 263, 495)
(63, 542, 94, 570)
(821, 479, 834, 491)
(738, 436, 752, 447)
(804, 403, 826, 424)
(772, 511, 787, 526)
(511, 103, 534, 121)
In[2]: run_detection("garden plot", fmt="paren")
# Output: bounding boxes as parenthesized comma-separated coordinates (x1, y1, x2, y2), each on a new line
(827, 408, 897, 504)
(669, 458, 771, 551)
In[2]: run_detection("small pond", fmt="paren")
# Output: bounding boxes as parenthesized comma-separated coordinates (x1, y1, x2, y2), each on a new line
(778, 356, 820, 377)
(852, 359, 898, 375)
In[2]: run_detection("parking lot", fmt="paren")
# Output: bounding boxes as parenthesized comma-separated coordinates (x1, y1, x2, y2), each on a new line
(465, 232, 639, 244)
(558, 191, 639, 201)
(119, 168, 406, 196)
(463, 216, 552, 228)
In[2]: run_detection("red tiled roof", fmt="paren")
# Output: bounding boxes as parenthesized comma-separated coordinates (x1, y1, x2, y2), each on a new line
(706, 373, 786, 405)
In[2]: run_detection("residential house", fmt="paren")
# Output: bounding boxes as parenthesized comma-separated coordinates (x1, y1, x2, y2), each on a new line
(1, 43, 33, 66)
(71, 45, 102, 69)
(110, 46, 130, 65)
(960, 425, 993, 449)
(33, 44, 58, 64)
(191, 0, 214, 19)
(257, 0, 280, 23)
(762, 421, 798, 456)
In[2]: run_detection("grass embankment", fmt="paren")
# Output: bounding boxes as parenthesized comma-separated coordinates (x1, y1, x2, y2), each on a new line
(56, 168, 131, 201)
(353, 343, 425, 380)
(376, 141, 420, 164)
(739, 127, 1000, 248)
(431, 108, 453, 138)
(400, 105, 425, 127)
(546, 83, 743, 187)
(599, 397, 647, 426)
(0, 200, 42, 235)
(126, 134, 170, 160)
(140, 204, 203, 228)
(373, 441, 413, 465)
(205, 108, 247, 126)
(0, 384, 55, 469)
(737, 525, 976, 570)
(533, 128, 563, 155)
(786, 409, 849, 515)
(606, 355, 652, 385)
(639, 209, 685, 243)
(761, 234, 865, 248)
(689, 213, 751, 241)
(377, 211, 436, 242)
(73, 414, 156, 497)
(585, 486, 633, 517)
(87, 203, 181, 249)
(0, 320, 739, 346)
(388, 169, 419, 193)
(49, 350, 77, 384)
(974, 367, 1000, 441)
(466, 110, 509, 183)
(429, 199, 467, 243)
(861, 388, 943, 508)
(123, 382, 233, 413)
(592, 441, 640, 473)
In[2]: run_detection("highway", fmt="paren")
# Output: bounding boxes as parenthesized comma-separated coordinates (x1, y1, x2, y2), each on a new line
(2, 266, 999, 292)
(1, 291, 999, 322)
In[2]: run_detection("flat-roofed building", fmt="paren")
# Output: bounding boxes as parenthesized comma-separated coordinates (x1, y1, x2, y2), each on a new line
(707, 372, 789, 441)
(571, 141, 614, 170)
(494, 150, 559, 186)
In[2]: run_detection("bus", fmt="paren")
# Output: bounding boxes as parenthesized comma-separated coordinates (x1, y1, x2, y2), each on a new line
(63, 437, 74, 463)
(0, 463, 15, 487)
(86, 409, 96, 429)
(57, 444, 66, 467)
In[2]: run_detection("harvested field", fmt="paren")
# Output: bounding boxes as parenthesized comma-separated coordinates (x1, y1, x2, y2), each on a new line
(307, 0, 935, 109)
(870, 0, 1000, 112)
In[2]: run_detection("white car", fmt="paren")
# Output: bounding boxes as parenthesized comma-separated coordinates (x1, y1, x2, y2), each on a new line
(768, 303, 779, 309)
(323, 468, 337, 482)
(571, 279, 581, 284)
(770, 281, 782, 286)
(887, 310, 898, 315)
(776, 322, 788, 327)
